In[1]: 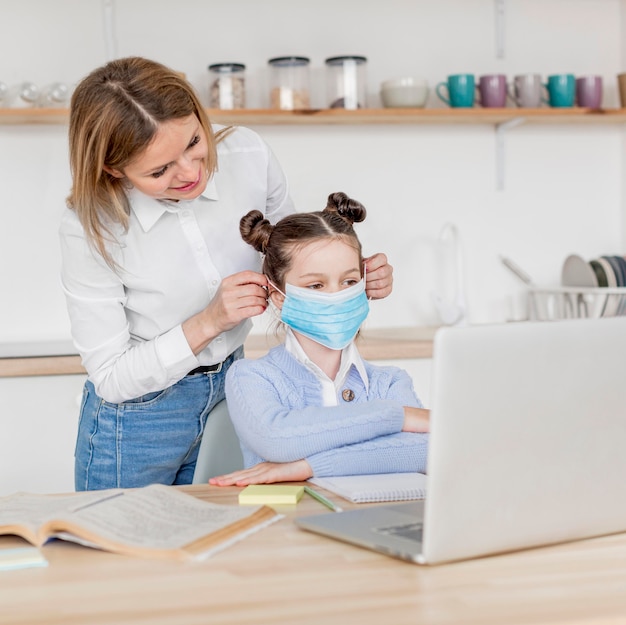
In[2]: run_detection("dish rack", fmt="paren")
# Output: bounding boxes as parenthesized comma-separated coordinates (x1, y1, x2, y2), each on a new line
(528, 287, 626, 321)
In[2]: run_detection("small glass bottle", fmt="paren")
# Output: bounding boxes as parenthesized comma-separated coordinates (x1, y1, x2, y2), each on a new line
(268, 56, 311, 110)
(324, 55, 367, 109)
(0, 81, 8, 105)
(207, 63, 246, 109)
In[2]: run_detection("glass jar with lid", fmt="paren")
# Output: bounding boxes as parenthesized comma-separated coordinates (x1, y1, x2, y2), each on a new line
(208, 63, 246, 109)
(268, 56, 311, 110)
(324, 55, 367, 109)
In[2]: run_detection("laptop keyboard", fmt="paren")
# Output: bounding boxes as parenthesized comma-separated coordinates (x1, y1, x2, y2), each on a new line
(375, 522, 424, 542)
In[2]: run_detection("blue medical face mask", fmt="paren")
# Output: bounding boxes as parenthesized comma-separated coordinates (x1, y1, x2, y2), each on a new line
(273, 278, 370, 351)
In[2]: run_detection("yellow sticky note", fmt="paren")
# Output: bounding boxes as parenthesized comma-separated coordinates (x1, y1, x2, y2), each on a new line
(238, 484, 305, 505)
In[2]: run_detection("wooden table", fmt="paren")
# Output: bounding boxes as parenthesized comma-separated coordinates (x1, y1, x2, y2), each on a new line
(1, 485, 626, 625)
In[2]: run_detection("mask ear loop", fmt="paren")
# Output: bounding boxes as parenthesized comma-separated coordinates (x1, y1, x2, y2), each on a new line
(363, 261, 371, 301)
(266, 278, 286, 298)
(264, 278, 285, 324)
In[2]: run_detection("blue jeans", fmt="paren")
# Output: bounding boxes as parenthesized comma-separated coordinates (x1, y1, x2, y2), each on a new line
(74, 348, 242, 491)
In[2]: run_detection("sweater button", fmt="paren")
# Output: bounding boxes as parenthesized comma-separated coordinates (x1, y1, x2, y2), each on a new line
(342, 389, 355, 402)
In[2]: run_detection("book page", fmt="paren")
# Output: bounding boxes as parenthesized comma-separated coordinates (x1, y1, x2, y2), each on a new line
(0, 490, 121, 542)
(58, 484, 268, 551)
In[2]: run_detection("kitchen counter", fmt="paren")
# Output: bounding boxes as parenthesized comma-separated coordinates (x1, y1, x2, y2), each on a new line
(0, 326, 437, 378)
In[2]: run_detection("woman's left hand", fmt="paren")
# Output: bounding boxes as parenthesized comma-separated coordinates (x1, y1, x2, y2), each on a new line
(208, 459, 313, 486)
(364, 253, 393, 300)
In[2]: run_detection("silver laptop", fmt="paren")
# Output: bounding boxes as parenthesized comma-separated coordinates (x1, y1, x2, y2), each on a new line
(296, 316, 626, 564)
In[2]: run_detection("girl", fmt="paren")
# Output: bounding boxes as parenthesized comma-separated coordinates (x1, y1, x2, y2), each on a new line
(210, 192, 429, 486)
(61, 57, 393, 490)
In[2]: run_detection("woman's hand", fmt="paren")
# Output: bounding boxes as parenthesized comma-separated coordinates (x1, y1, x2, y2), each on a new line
(364, 253, 393, 300)
(209, 460, 313, 486)
(402, 407, 430, 433)
(205, 270, 269, 332)
(183, 270, 268, 354)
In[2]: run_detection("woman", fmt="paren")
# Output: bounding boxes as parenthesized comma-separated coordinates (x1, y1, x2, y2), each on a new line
(60, 57, 393, 490)
(210, 192, 429, 486)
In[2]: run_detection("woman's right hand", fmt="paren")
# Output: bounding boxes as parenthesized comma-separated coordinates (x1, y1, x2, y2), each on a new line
(183, 270, 269, 354)
(205, 271, 269, 332)
(402, 407, 430, 433)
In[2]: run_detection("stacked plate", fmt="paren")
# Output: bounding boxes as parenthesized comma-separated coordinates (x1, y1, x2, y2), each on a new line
(561, 254, 626, 317)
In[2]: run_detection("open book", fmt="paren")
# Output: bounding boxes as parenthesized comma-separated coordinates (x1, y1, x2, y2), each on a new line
(0, 484, 280, 561)
(309, 472, 427, 503)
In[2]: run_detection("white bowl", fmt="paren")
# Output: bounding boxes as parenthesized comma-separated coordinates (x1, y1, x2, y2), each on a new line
(380, 77, 429, 108)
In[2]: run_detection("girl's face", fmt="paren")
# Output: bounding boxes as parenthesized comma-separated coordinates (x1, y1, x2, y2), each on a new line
(281, 238, 362, 296)
(105, 114, 209, 201)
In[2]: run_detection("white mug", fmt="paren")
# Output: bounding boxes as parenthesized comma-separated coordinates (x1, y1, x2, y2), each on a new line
(510, 73, 542, 108)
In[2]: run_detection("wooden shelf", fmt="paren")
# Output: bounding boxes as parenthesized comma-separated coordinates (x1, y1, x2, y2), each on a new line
(3, 107, 626, 126)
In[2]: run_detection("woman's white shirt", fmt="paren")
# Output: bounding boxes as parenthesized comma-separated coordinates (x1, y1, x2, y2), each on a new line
(59, 126, 294, 403)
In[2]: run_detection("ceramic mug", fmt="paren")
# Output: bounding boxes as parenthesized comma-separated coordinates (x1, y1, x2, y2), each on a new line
(542, 74, 576, 108)
(436, 74, 475, 108)
(509, 73, 542, 108)
(575, 76, 602, 109)
(476, 74, 507, 108)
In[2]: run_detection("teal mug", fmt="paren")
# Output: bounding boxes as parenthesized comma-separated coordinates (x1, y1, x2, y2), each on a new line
(436, 74, 475, 108)
(542, 74, 575, 107)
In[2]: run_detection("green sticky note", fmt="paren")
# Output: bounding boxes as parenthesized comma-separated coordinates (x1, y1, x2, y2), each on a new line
(0, 547, 48, 571)
(238, 484, 305, 505)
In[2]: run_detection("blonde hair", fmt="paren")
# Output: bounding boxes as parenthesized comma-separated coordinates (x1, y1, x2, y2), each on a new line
(67, 56, 224, 267)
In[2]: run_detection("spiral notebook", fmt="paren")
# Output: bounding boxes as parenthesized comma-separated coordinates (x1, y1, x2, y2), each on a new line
(309, 472, 427, 503)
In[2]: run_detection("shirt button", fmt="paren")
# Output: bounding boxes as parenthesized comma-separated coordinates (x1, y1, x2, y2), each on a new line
(342, 389, 355, 402)
(211, 280, 218, 286)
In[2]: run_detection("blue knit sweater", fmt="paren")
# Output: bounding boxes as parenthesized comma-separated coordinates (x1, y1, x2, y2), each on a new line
(225, 344, 429, 477)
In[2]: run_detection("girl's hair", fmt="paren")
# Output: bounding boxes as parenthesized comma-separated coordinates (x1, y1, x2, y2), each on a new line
(239, 191, 367, 289)
(66, 56, 224, 267)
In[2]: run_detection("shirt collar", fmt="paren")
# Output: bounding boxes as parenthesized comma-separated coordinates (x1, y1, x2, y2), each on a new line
(129, 177, 219, 233)
(284, 328, 369, 391)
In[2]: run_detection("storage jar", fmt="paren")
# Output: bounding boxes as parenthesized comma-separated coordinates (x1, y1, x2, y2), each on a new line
(324, 55, 367, 109)
(268, 56, 311, 110)
(208, 63, 246, 109)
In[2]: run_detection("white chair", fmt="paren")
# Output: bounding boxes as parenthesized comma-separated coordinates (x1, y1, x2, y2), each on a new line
(192, 400, 244, 483)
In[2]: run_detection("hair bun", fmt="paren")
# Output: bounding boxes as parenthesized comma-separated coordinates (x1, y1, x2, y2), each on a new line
(239, 209, 273, 253)
(325, 191, 366, 224)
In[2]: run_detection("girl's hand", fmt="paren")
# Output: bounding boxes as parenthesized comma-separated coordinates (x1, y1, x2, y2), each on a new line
(209, 460, 313, 486)
(364, 253, 393, 300)
(402, 407, 430, 433)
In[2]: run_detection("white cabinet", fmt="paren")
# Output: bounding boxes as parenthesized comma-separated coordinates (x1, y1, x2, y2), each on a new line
(0, 374, 86, 495)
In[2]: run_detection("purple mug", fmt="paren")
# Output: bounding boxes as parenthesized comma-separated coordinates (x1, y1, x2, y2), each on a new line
(477, 74, 508, 108)
(576, 76, 603, 109)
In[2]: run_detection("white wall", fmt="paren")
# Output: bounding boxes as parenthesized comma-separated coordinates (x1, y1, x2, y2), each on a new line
(0, 0, 624, 493)
(1, 0, 624, 341)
